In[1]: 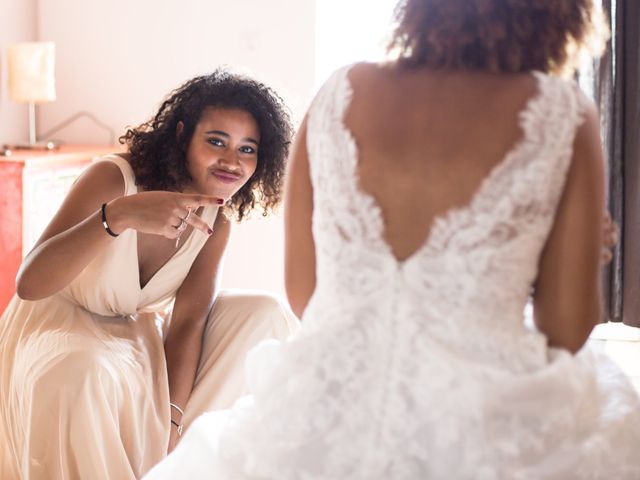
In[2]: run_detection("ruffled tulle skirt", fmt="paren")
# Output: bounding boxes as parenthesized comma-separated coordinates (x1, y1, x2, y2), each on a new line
(145, 322, 640, 480)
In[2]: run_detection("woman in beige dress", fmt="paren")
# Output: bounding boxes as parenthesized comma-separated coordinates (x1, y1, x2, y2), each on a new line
(0, 70, 298, 479)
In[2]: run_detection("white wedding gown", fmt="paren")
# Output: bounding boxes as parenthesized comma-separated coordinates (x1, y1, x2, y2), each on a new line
(145, 66, 640, 479)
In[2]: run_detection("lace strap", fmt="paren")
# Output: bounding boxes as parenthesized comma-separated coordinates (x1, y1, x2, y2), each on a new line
(306, 64, 355, 178)
(306, 64, 388, 250)
(533, 75, 590, 212)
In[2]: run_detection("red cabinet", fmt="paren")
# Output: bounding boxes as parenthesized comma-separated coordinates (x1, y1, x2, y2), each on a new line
(0, 146, 120, 312)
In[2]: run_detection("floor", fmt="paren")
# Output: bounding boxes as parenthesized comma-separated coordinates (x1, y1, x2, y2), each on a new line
(588, 322, 640, 392)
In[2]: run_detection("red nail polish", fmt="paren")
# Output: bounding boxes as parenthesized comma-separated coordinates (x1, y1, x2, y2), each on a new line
(217, 198, 224, 205)
(208, 228, 214, 235)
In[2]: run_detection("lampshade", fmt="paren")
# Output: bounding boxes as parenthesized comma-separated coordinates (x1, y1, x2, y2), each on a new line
(8, 42, 56, 103)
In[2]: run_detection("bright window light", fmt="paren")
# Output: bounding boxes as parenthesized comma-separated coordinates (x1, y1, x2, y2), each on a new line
(315, 0, 398, 88)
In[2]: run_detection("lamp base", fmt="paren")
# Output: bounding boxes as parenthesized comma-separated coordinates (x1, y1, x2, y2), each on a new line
(3, 140, 60, 153)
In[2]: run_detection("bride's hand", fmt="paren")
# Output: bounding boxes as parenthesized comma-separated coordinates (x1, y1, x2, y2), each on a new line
(105, 191, 224, 239)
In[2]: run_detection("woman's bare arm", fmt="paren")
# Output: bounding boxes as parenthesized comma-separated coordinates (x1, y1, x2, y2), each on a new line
(284, 117, 316, 319)
(16, 161, 220, 300)
(164, 211, 230, 451)
(16, 161, 125, 300)
(533, 97, 605, 353)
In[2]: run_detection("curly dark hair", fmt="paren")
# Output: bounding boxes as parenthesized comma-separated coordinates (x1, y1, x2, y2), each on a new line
(388, 0, 608, 76)
(119, 70, 293, 221)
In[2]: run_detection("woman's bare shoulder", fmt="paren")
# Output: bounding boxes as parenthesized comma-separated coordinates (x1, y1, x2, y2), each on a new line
(75, 155, 130, 200)
(346, 61, 390, 85)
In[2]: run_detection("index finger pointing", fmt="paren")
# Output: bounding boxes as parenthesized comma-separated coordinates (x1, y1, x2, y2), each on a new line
(185, 211, 215, 236)
(182, 194, 225, 207)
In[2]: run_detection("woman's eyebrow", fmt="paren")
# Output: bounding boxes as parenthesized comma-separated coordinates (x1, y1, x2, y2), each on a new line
(205, 130, 258, 145)
(205, 129, 230, 137)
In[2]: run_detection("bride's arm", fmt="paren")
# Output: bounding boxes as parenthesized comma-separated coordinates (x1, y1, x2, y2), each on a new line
(533, 98, 605, 354)
(284, 116, 316, 319)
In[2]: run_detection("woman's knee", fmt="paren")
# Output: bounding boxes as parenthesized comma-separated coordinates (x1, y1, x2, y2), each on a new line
(210, 291, 299, 338)
(30, 347, 117, 403)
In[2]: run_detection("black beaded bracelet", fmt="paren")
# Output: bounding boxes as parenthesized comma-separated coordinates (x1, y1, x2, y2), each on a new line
(100, 203, 120, 238)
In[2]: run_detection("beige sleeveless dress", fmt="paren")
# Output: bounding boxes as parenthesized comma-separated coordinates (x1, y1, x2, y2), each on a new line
(0, 155, 299, 479)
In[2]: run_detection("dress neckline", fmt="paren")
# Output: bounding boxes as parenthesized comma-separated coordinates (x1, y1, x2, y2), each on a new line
(102, 155, 208, 292)
(336, 66, 548, 266)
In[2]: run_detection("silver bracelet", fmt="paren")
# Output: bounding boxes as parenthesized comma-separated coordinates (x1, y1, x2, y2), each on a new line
(170, 402, 185, 417)
(170, 419, 183, 437)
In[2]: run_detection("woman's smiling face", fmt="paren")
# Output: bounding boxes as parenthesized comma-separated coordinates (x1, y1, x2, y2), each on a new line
(182, 106, 260, 200)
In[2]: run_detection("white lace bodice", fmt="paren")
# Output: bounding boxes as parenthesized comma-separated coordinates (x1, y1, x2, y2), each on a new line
(304, 66, 583, 371)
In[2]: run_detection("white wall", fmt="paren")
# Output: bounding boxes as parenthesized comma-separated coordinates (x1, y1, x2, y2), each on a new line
(37, 0, 315, 144)
(0, 0, 36, 145)
(37, 0, 316, 296)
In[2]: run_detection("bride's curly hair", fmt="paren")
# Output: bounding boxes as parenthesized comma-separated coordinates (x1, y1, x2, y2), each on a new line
(120, 70, 293, 221)
(388, 0, 609, 76)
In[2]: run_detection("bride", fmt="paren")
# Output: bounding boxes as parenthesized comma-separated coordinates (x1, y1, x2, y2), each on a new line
(146, 0, 640, 478)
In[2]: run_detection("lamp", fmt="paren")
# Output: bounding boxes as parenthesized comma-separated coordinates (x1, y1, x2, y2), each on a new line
(7, 41, 57, 150)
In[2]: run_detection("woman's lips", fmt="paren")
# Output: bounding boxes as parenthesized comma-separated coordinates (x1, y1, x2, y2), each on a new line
(211, 170, 242, 184)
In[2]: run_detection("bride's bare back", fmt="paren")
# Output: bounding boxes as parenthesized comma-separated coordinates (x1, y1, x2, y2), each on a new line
(344, 63, 539, 262)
